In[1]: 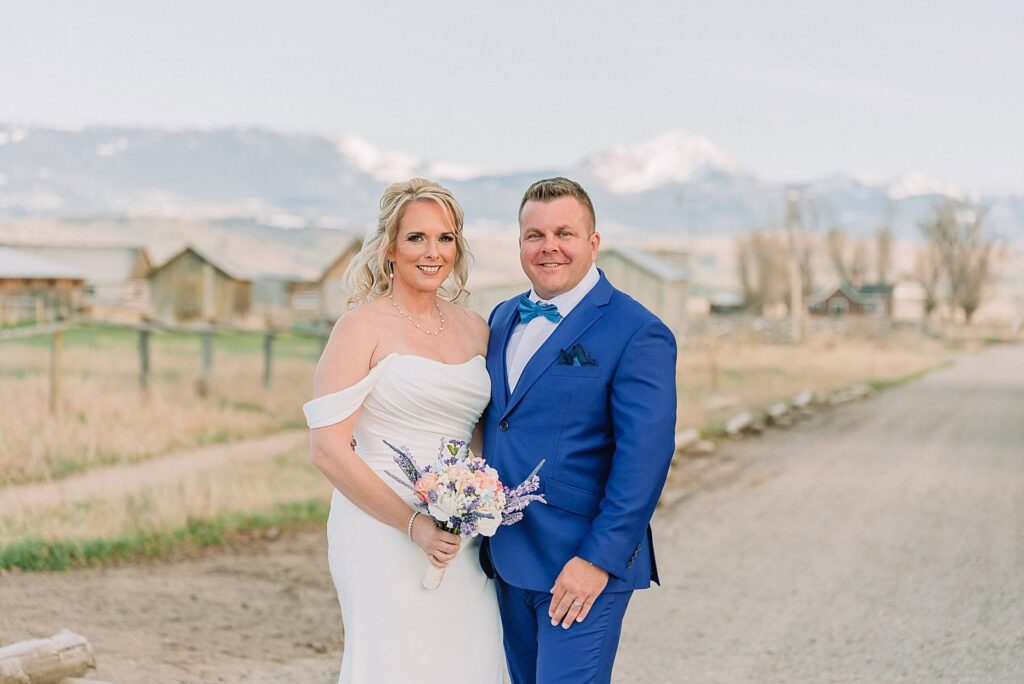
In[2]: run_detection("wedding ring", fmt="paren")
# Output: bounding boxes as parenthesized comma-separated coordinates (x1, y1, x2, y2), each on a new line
(571, 599, 583, 607)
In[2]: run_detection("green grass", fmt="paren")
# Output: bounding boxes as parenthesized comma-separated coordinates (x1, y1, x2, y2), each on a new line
(865, 361, 953, 393)
(10, 323, 323, 361)
(0, 499, 329, 572)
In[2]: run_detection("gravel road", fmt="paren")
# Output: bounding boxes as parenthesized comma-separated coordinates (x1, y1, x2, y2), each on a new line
(616, 344, 1024, 683)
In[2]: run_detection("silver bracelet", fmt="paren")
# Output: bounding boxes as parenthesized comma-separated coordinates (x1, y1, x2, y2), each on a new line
(407, 511, 422, 541)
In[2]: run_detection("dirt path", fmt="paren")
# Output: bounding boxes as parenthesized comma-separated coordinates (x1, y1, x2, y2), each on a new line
(617, 344, 1024, 682)
(2, 347, 1022, 682)
(0, 430, 308, 516)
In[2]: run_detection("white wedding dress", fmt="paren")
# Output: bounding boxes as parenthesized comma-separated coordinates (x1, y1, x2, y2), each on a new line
(303, 353, 505, 684)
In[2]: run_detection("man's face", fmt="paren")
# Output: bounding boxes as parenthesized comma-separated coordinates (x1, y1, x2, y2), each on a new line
(519, 196, 600, 300)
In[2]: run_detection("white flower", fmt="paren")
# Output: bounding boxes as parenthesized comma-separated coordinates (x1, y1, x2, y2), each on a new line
(476, 514, 501, 537)
(428, 491, 460, 523)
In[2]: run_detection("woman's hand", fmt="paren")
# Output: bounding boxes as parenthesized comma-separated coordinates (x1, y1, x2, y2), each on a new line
(411, 515, 461, 568)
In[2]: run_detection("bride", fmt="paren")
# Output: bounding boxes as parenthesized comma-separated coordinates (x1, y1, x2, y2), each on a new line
(302, 179, 504, 683)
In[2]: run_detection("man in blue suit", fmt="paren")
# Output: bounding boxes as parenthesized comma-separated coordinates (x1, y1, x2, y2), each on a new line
(480, 177, 677, 683)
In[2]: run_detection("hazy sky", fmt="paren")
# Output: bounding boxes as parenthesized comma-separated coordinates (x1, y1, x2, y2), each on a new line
(2, 1, 1021, 193)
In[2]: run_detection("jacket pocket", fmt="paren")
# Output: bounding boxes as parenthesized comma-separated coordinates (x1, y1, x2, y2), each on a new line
(543, 479, 602, 518)
(548, 364, 602, 378)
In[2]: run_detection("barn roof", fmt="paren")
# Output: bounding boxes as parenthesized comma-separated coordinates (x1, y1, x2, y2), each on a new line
(0, 246, 87, 280)
(600, 248, 689, 282)
(0, 244, 150, 283)
(149, 245, 251, 283)
(807, 282, 864, 308)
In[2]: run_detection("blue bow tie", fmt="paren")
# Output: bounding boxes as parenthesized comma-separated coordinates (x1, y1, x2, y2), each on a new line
(518, 295, 562, 324)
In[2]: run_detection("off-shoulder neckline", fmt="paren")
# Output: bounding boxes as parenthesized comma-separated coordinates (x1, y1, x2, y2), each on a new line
(370, 352, 485, 371)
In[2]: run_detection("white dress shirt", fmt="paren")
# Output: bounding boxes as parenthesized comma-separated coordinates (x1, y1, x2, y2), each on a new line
(505, 264, 600, 392)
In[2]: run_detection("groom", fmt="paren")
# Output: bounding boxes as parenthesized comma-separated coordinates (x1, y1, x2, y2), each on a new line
(480, 177, 677, 683)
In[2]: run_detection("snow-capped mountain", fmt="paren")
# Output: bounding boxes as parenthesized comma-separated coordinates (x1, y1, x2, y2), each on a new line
(888, 172, 966, 201)
(337, 135, 492, 183)
(581, 130, 744, 194)
(0, 123, 1019, 241)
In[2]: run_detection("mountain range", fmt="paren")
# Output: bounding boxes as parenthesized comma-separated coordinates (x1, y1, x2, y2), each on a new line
(1, 124, 1021, 241)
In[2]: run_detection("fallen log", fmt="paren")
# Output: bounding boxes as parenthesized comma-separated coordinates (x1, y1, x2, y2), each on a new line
(0, 630, 95, 684)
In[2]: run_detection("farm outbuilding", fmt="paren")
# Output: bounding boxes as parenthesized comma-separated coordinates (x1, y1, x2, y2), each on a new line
(1, 244, 153, 320)
(808, 282, 895, 318)
(0, 246, 86, 323)
(597, 247, 689, 336)
(148, 246, 251, 324)
(284, 237, 363, 323)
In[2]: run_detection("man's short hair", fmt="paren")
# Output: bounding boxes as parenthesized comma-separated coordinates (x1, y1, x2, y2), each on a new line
(518, 177, 596, 233)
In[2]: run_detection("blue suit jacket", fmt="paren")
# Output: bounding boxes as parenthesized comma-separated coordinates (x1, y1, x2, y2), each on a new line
(481, 271, 677, 593)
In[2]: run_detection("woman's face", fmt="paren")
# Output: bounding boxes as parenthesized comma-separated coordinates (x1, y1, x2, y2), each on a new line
(388, 200, 458, 295)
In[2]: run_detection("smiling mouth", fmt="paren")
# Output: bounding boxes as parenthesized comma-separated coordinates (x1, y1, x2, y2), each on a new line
(538, 262, 567, 269)
(417, 265, 443, 275)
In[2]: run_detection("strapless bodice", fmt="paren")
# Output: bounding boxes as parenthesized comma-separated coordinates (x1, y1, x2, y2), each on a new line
(303, 353, 491, 486)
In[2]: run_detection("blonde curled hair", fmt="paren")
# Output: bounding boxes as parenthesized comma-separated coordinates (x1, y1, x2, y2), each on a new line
(346, 178, 471, 305)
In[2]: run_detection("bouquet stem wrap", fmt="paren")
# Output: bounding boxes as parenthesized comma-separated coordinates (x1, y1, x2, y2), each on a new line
(422, 534, 470, 590)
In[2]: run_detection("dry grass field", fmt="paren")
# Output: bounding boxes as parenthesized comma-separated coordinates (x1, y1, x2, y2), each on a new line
(0, 325, 321, 487)
(676, 329, 952, 431)
(0, 320, 983, 565)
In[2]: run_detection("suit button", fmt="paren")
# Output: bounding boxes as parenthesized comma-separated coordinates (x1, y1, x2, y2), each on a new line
(499, 420, 509, 431)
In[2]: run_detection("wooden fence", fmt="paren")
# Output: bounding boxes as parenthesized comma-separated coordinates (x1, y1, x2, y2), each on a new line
(0, 320, 331, 415)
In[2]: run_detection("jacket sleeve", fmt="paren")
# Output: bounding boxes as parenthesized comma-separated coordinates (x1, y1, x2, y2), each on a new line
(575, 317, 677, 578)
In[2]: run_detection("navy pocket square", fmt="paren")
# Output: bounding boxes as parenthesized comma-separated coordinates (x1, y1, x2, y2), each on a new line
(558, 343, 597, 367)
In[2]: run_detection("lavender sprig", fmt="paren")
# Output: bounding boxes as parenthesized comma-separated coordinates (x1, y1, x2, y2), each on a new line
(501, 458, 546, 527)
(384, 440, 421, 484)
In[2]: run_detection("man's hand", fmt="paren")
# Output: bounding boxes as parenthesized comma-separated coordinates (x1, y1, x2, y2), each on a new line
(548, 556, 609, 629)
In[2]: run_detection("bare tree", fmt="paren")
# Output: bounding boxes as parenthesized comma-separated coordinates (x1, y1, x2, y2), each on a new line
(736, 230, 788, 314)
(782, 190, 822, 342)
(826, 227, 851, 284)
(849, 239, 869, 289)
(874, 203, 894, 284)
(920, 199, 1000, 324)
(913, 244, 943, 319)
(826, 224, 877, 289)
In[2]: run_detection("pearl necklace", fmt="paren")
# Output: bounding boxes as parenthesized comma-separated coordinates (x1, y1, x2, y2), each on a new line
(389, 294, 445, 336)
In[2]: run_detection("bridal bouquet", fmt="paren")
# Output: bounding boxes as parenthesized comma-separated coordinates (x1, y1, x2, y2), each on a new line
(385, 437, 545, 590)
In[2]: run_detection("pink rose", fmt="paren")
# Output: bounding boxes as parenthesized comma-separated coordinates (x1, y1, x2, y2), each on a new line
(414, 472, 440, 504)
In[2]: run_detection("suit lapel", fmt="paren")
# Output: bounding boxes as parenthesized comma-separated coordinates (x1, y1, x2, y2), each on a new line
(503, 274, 612, 418)
(490, 297, 523, 411)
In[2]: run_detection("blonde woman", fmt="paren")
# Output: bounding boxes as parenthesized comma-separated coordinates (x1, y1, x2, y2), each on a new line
(303, 179, 503, 683)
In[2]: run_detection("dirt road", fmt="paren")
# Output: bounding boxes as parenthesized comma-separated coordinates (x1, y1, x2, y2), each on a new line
(618, 344, 1024, 682)
(1, 346, 1021, 682)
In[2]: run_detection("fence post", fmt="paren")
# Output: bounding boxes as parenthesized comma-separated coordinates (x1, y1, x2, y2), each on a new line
(197, 325, 213, 398)
(50, 329, 63, 415)
(262, 329, 275, 390)
(138, 327, 151, 395)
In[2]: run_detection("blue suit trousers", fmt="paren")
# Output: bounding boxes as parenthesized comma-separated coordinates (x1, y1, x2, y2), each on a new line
(495, 575, 632, 684)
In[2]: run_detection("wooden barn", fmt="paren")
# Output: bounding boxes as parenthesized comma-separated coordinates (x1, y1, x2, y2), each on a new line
(808, 282, 894, 317)
(148, 246, 251, 324)
(284, 237, 363, 323)
(0, 247, 86, 323)
(2, 244, 153, 320)
(597, 247, 689, 336)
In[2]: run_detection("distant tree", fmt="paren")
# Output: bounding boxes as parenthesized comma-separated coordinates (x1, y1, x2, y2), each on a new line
(875, 230, 893, 284)
(849, 239, 869, 289)
(736, 230, 788, 314)
(826, 225, 875, 289)
(913, 244, 943, 319)
(919, 199, 1001, 324)
(826, 227, 851, 284)
(783, 191, 818, 302)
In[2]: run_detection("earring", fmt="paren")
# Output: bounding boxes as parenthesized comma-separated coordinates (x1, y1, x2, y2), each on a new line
(387, 261, 394, 278)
